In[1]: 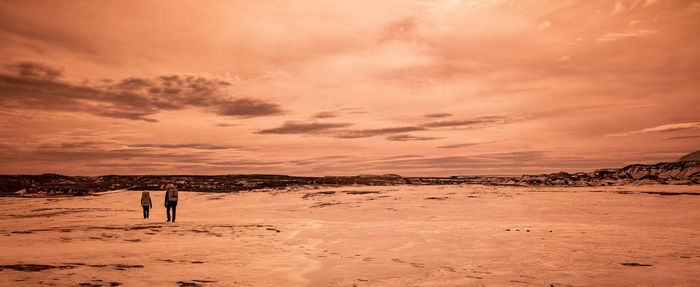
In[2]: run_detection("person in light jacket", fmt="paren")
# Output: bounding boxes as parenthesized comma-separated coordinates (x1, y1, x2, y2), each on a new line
(140, 191, 152, 219)
(164, 183, 179, 222)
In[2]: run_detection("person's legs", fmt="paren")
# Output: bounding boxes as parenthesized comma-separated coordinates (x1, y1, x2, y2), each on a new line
(171, 201, 177, 222)
(142, 206, 148, 219)
(145, 207, 149, 218)
(166, 205, 171, 222)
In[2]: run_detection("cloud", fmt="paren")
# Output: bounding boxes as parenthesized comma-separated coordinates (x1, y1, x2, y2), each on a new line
(129, 143, 241, 150)
(611, 2, 626, 16)
(214, 122, 238, 127)
(205, 160, 282, 166)
(5, 61, 63, 80)
(385, 134, 440, 141)
(377, 154, 424, 160)
(0, 11, 99, 55)
(422, 116, 509, 128)
(596, 29, 657, 41)
(424, 113, 452, 118)
(312, 107, 365, 118)
(259, 123, 427, 139)
(216, 99, 283, 117)
(333, 126, 426, 139)
(538, 21, 551, 31)
(258, 121, 353, 134)
(258, 115, 513, 140)
(85, 162, 169, 168)
(437, 142, 482, 149)
(312, 110, 339, 118)
(643, 0, 662, 7)
(0, 61, 282, 121)
(59, 141, 113, 149)
(605, 122, 700, 137)
(663, 135, 700, 140)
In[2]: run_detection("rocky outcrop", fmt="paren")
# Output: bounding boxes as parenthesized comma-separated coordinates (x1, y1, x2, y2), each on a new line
(406, 161, 699, 187)
(512, 161, 700, 186)
(678, 150, 700, 162)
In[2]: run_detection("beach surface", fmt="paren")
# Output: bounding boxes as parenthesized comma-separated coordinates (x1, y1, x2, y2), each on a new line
(1, 184, 699, 286)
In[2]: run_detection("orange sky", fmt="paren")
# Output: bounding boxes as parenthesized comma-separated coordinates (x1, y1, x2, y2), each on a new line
(1, 0, 699, 176)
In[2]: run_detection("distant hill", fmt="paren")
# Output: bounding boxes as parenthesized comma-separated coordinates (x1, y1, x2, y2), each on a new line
(1, 155, 699, 197)
(678, 150, 700, 162)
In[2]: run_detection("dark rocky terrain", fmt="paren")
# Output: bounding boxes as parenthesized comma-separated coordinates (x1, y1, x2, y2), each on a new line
(0, 174, 405, 196)
(1, 152, 698, 196)
(678, 150, 700, 162)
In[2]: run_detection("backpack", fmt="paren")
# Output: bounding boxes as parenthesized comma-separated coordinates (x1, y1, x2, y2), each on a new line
(168, 188, 178, 201)
(141, 192, 150, 206)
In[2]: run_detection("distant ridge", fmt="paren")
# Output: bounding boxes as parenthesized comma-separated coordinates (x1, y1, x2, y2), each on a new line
(678, 150, 700, 162)
(1, 155, 699, 196)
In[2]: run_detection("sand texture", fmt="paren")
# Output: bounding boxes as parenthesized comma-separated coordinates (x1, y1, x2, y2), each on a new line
(1, 185, 699, 286)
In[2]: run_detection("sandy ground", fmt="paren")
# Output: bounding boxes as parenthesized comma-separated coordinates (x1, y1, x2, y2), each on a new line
(1, 184, 699, 287)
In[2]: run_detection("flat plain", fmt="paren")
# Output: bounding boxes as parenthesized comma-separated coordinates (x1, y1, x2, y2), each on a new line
(1, 184, 699, 286)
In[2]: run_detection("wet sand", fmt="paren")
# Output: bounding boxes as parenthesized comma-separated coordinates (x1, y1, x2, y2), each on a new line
(1, 185, 699, 286)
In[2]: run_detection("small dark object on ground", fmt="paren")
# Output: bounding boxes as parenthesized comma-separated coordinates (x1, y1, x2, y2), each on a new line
(621, 262, 652, 267)
(302, 191, 336, 199)
(344, 191, 381, 195)
(114, 264, 144, 270)
(642, 192, 700, 196)
(425, 197, 448, 200)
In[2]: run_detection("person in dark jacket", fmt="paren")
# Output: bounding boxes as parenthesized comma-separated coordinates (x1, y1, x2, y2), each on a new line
(164, 183, 178, 222)
(140, 191, 152, 219)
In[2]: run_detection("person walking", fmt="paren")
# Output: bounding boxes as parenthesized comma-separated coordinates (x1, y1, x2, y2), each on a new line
(164, 183, 179, 222)
(140, 191, 152, 219)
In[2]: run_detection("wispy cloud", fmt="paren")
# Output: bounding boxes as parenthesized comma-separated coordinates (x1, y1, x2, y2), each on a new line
(258, 121, 353, 134)
(5, 61, 63, 80)
(312, 110, 339, 118)
(386, 134, 440, 141)
(596, 29, 657, 41)
(605, 122, 700, 137)
(424, 113, 452, 118)
(663, 135, 700, 140)
(258, 115, 514, 139)
(611, 1, 626, 16)
(334, 126, 426, 139)
(130, 143, 241, 150)
(312, 107, 365, 118)
(422, 116, 508, 128)
(437, 142, 483, 149)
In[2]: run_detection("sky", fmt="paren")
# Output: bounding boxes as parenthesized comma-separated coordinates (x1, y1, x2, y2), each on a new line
(0, 0, 699, 176)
